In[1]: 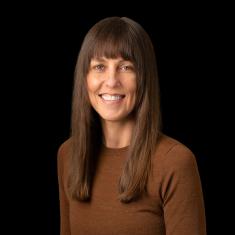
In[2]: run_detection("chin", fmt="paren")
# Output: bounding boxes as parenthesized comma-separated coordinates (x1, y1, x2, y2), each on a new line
(100, 113, 133, 123)
(101, 116, 124, 122)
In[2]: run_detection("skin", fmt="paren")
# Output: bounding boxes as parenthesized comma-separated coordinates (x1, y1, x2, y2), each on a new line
(86, 56, 137, 148)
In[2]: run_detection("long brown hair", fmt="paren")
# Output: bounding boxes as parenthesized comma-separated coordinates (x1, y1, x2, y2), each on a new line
(69, 17, 161, 203)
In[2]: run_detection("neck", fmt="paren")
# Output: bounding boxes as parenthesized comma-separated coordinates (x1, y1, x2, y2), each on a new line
(101, 118, 135, 148)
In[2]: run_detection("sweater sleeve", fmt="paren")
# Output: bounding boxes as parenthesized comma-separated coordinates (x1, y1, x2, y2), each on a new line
(57, 143, 71, 235)
(161, 144, 206, 235)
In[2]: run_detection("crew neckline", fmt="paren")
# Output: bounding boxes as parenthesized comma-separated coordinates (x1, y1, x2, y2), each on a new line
(101, 142, 129, 155)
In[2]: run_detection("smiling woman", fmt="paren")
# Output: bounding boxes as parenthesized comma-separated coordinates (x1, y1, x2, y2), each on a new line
(57, 17, 206, 235)
(87, 57, 137, 127)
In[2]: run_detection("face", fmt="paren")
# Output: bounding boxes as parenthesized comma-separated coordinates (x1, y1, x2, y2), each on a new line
(86, 57, 137, 123)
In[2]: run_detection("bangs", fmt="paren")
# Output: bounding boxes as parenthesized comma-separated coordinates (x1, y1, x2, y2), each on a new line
(87, 25, 136, 62)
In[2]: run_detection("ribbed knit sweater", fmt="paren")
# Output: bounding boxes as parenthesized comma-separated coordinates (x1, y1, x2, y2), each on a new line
(57, 134, 206, 235)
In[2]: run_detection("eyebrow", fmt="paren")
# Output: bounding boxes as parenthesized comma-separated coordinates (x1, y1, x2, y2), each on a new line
(91, 57, 132, 63)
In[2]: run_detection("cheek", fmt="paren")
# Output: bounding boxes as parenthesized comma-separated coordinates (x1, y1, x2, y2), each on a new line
(86, 75, 99, 93)
(127, 78, 137, 95)
(130, 79, 137, 106)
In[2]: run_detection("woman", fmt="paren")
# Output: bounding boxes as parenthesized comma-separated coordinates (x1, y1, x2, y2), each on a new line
(57, 17, 206, 235)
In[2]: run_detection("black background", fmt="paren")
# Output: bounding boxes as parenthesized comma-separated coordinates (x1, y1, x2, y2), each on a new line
(4, 2, 230, 234)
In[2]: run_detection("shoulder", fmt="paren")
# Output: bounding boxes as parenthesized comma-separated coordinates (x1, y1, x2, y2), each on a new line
(57, 137, 73, 170)
(57, 137, 72, 157)
(154, 134, 197, 172)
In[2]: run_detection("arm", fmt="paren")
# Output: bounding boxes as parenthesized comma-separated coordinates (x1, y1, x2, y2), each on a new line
(57, 143, 71, 235)
(161, 144, 206, 235)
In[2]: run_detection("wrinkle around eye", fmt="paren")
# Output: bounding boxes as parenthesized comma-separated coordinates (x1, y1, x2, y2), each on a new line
(119, 65, 135, 72)
(91, 64, 105, 72)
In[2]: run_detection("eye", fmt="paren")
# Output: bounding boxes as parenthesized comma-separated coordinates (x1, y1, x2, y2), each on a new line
(119, 65, 134, 72)
(94, 64, 105, 72)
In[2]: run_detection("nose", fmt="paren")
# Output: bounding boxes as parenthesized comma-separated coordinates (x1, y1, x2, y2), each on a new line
(105, 68, 121, 88)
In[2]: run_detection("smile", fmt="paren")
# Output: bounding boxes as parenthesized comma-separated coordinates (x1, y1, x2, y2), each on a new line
(98, 94, 125, 104)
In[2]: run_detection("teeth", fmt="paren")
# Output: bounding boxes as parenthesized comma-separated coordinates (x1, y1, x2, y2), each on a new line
(101, 94, 124, 101)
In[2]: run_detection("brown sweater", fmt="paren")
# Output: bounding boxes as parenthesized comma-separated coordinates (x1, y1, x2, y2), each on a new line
(57, 135, 206, 235)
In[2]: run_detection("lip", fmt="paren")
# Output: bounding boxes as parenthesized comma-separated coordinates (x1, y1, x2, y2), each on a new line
(99, 93, 125, 97)
(98, 94, 125, 105)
